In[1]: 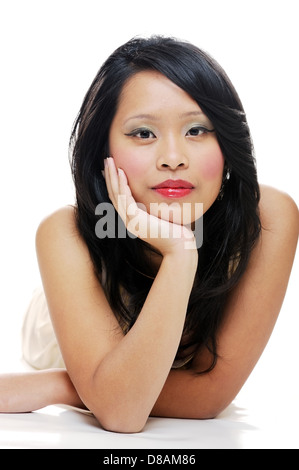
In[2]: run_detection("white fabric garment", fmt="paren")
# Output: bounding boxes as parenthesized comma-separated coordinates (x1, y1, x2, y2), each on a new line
(21, 287, 194, 371)
(22, 287, 65, 369)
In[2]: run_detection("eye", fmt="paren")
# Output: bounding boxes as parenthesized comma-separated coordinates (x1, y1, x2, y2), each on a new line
(186, 126, 214, 137)
(125, 128, 156, 139)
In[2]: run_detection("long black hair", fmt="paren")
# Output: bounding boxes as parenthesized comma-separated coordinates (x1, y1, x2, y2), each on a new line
(70, 36, 261, 372)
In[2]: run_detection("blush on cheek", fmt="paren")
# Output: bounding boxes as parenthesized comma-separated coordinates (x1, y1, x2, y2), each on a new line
(113, 153, 144, 186)
(115, 158, 138, 177)
(200, 150, 224, 181)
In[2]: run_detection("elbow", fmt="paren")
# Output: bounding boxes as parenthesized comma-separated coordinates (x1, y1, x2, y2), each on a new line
(193, 398, 232, 421)
(92, 406, 148, 434)
(93, 402, 226, 431)
(102, 421, 146, 434)
(196, 408, 222, 420)
(98, 414, 147, 434)
(83, 377, 149, 433)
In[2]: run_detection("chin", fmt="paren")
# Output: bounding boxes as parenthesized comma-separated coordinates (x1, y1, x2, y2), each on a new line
(151, 203, 200, 227)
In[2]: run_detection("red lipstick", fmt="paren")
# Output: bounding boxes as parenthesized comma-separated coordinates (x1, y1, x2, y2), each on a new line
(152, 179, 194, 198)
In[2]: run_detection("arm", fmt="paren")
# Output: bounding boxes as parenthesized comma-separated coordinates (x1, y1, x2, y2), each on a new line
(35, 160, 198, 433)
(151, 185, 299, 419)
(0, 369, 85, 413)
(2, 183, 296, 428)
(2, 183, 296, 429)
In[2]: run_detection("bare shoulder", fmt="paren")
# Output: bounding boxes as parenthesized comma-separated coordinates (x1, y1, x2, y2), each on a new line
(259, 184, 299, 240)
(35, 205, 95, 280)
(255, 185, 298, 289)
(35, 205, 87, 254)
(36, 205, 78, 240)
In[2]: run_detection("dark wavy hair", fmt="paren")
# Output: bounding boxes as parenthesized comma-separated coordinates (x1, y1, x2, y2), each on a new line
(70, 36, 261, 373)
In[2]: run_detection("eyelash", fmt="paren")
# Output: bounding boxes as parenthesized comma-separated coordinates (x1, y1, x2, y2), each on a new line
(125, 126, 214, 139)
(125, 128, 155, 139)
(186, 126, 214, 137)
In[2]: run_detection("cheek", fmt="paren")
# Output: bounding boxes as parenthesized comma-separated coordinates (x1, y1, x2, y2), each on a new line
(113, 152, 143, 179)
(112, 150, 146, 195)
(199, 147, 224, 181)
(108, 131, 142, 179)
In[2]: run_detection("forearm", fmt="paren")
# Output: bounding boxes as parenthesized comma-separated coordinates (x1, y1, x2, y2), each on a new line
(90, 251, 197, 432)
(0, 369, 85, 413)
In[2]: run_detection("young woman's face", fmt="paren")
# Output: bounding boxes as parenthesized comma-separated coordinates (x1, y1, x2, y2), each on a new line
(108, 70, 224, 225)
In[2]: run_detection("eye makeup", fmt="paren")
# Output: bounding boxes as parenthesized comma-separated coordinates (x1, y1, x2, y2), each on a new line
(124, 127, 156, 139)
(186, 125, 215, 136)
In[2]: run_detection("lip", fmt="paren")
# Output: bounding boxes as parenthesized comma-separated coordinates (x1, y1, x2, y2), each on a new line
(153, 179, 194, 189)
(152, 179, 194, 199)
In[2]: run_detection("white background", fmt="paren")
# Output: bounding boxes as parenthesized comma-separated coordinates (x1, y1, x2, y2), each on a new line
(0, 0, 298, 391)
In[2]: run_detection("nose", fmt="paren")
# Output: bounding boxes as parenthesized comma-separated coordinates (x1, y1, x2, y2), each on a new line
(156, 136, 189, 170)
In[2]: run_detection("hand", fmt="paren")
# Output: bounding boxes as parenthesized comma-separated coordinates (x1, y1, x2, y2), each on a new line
(0, 370, 85, 413)
(104, 157, 197, 256)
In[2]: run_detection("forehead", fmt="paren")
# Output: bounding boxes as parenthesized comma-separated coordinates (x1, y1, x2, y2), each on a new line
(116, 70, 201, 116)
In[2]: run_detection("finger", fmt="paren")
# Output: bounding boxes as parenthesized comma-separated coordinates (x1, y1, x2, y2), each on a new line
(104, 157, 119, 207)
(118, 168, 137, 209)
(103, 159, 113, 201)
(117, 168, 139, 224)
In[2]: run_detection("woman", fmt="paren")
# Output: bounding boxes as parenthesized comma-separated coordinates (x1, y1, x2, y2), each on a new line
(1, 36, 298, 433)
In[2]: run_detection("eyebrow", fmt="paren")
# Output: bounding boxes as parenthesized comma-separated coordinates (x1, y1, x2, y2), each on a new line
(124, 110, 204, 124)
(179, 111, 204, 118)
(124, 114, 158, 124)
